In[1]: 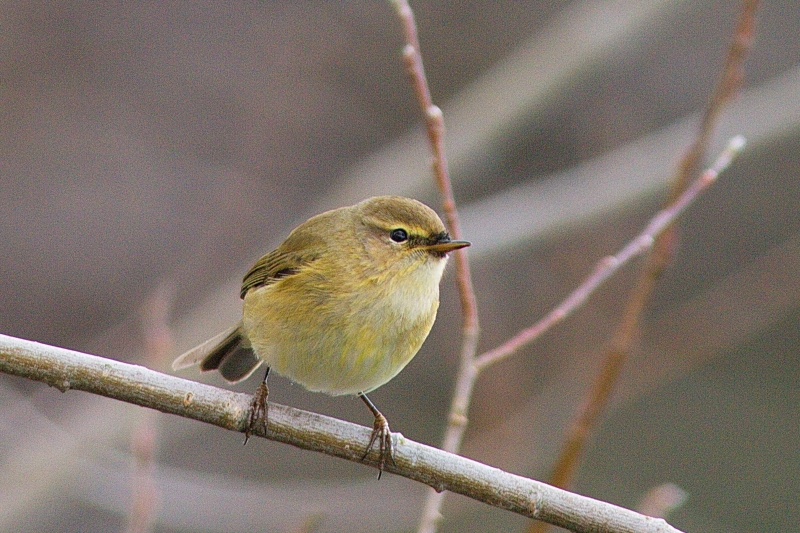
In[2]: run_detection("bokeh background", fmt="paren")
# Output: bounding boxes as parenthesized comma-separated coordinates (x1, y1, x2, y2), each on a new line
(2, 1, 799, 532)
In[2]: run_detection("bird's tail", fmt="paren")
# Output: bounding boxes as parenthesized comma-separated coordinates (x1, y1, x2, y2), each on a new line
(172, 324, 263, 383)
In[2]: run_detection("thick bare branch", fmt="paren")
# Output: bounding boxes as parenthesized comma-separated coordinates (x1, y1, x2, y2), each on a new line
(0, 333, 683, 533)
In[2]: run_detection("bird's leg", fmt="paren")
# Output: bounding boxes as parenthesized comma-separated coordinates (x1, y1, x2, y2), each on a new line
(359, 392, 396, 478)
(244, 367, 270, 444)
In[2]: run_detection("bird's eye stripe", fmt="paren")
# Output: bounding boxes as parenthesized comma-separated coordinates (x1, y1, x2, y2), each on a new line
(390, 228, 408, 242)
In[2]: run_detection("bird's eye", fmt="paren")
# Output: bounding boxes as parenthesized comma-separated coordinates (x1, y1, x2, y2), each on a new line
(390, 228, 408, 243)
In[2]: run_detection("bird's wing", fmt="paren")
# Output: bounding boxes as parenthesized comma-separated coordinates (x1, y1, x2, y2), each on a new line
(239, 228, 327, 298)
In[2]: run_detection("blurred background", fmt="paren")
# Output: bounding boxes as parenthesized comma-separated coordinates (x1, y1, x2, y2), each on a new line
(1, 1, 799, 532)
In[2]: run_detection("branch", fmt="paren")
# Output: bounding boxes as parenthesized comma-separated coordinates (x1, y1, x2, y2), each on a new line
(527, 5, 760, 526)
(475, 135, 746, 370)
(389, 2, 482, 529)
(0, 333, 683, 533)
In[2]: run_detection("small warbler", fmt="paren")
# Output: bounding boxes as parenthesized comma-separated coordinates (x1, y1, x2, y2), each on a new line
(173, 196, 469, 474)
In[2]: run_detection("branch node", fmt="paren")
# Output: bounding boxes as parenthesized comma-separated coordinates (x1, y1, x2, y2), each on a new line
(529, 490, 544, 519)
(599, 255, 619, 269)
(448, 411, 468, 428)
(638, 234, 655, 251)
(427, 104, 442, 118)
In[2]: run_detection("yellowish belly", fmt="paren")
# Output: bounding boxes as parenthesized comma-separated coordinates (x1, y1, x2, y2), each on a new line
(241, 269, 440, 395)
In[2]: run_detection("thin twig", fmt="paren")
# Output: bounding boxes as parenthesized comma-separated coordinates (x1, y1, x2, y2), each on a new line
(0, 333, 685, 533)
(475, 135, 746, 371)
(124, 282, 175, 533)
(390, 3, 482, 531)
(527, 6, 759, 529)
(124, 424, 158, 533)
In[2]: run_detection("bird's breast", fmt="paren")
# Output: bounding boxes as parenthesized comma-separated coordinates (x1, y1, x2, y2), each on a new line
(241, 256, 446, 395)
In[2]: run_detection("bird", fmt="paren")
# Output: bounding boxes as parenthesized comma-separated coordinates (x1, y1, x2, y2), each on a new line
(173, 195, 470, 475)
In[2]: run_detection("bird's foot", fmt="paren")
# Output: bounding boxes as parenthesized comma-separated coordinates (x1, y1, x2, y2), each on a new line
(244, 381, 269, 444)
(359, 393, 396, 479)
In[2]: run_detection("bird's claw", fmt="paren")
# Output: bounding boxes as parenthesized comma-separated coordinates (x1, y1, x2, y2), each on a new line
(244, 381, 269, 444)
(362, 411, 396, 479)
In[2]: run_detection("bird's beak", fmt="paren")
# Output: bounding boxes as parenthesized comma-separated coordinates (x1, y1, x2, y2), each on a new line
(422, 238, 471, 253)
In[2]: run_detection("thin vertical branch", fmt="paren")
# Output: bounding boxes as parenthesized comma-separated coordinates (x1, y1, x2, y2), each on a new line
(392, 0, 481, 465)
(125, 282, 175, 533)
(528, 3, 759, 532)
(389, 3, 481, 531)
(125, 424, 158, 533)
